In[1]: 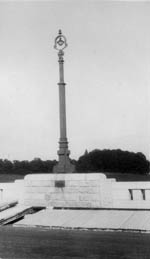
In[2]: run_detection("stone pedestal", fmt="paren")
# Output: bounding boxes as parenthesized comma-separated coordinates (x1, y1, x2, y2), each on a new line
(53, 140, 75, 173)
(24, 173, 113, 208)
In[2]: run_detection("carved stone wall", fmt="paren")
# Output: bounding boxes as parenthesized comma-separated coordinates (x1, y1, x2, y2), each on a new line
(24, 173, 113, 208)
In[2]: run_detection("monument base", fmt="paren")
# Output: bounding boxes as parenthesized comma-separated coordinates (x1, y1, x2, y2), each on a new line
(24, 173, 113, 208)
(53, 160, 75, 174)
(53, 147, 75, 173)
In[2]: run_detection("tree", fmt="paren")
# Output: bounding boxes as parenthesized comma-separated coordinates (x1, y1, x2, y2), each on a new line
(76, 149, 150, 174)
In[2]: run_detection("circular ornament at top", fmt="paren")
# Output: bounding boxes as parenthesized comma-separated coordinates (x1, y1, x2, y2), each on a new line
(54, 30, 68, 51)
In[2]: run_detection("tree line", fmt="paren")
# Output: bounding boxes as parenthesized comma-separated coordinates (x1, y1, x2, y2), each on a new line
(0, 158, 57, 175)
(0, 149, 149, 175)
(76, 149, 150, 174)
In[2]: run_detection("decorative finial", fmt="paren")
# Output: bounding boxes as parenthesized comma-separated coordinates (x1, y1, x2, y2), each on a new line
(54, 30, 68, 51)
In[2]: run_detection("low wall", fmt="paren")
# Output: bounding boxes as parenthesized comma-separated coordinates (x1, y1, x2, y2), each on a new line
(0, 180, 25, 203)
(112, 181, 150, 209)
(1, 173, 150, 210)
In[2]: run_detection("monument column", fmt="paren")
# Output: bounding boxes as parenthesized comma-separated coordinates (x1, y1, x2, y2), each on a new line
(53, 30, 75, 173)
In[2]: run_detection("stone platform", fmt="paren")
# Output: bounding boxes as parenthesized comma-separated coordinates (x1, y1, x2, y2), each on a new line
(15, 208, 150, 232)
(12, 172, 150, 231)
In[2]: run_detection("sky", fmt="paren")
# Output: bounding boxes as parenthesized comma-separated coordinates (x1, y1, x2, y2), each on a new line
(0, 1, 149, 161)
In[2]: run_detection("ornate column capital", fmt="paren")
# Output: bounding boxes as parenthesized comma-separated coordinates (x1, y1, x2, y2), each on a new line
(54, 30, 68, 51)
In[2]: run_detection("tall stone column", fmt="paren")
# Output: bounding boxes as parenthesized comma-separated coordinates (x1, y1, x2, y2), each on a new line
(53, 30, 75, 173)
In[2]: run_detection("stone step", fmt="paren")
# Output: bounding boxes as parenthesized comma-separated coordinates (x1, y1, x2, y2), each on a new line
(0, 200, 18, 212)
(0, 205, 34, 225)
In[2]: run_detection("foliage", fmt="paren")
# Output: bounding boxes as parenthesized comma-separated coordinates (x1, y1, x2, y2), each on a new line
(76, 149, 150, 174)
(0, 158, 57, 175)
(0, 149, 149, 175)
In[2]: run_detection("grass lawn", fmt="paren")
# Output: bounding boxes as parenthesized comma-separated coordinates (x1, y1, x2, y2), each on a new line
(0, 172, 150, 182)
(105, 172, 150, 181)
(0, 174, 25, 182)
(0, 226, 150, 259)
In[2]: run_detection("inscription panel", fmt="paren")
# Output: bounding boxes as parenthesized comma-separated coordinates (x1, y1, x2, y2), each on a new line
(55, 180, 65, 188)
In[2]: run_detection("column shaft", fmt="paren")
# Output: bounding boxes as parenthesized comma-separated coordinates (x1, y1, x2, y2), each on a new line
(58, 59, 67, 141)
(53, 30, 75, 173)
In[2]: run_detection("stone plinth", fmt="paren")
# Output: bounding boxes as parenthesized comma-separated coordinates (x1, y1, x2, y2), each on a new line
(24, 173, 113, 208)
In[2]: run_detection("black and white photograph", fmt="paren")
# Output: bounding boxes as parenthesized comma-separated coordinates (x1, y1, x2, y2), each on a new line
(0, 0, 149, 258)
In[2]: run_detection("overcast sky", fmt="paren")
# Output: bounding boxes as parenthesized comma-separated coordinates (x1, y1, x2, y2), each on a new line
(0, 1, 149, 161)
